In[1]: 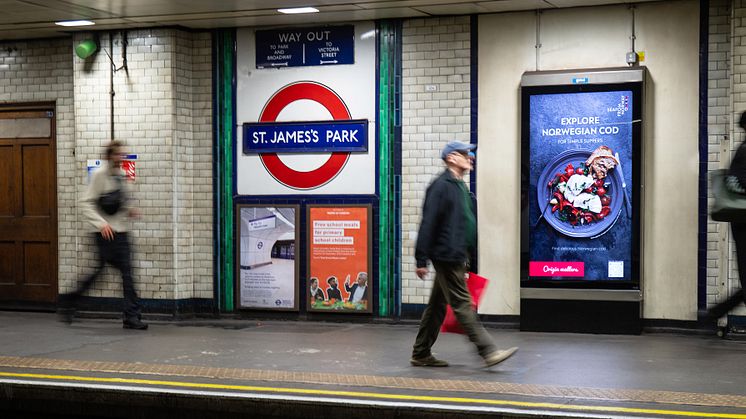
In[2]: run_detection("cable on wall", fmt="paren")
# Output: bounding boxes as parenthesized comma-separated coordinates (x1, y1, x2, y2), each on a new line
(102, 31, 129, 139)
(628, 5, 637, 66)
(109, 33, 114, 139)
(535, 10, 542, 71)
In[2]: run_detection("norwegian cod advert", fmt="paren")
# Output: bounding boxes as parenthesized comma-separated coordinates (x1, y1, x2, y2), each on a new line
(528, 90, 634, 282)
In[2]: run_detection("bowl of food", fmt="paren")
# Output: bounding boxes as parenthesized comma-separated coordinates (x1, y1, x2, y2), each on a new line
(536, 146, 624, 238)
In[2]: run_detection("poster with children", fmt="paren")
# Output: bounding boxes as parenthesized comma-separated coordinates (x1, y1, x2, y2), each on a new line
(307, 205, 371, 313)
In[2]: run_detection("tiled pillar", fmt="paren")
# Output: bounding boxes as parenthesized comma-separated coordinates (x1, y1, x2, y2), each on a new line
(400, 17, 471, 305)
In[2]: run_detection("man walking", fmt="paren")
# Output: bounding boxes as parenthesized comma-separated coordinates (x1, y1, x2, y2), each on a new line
(411, 141, 517, 368)
(60, 140, 147, 330)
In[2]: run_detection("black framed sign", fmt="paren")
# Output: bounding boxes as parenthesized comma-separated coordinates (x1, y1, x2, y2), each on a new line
(521, 68, 643, 290)
(236, 205, 300, 311)
(306, 204, 372, 313)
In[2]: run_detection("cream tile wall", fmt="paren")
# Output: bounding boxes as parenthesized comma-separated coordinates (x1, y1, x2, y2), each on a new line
(0, 30, 213, 307)
(401, 16, 472, 304)
(477, 1, 700, 319)
(71, 29, 213, 303)
(710, 0, 745, 316)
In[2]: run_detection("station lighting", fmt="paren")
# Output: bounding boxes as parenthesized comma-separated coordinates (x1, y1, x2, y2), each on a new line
(277, 7, 319, 14)
(55, 20, 95, 26)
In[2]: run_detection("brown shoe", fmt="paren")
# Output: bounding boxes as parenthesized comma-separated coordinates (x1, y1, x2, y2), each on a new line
(410, 355, 449, 367)
(484, 347, 518, 368)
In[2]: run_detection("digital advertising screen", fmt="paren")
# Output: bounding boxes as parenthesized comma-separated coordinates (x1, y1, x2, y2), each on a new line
(521, 81, 642, 288)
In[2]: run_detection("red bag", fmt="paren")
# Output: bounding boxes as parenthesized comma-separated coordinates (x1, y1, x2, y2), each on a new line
(440, 272, 488, 334)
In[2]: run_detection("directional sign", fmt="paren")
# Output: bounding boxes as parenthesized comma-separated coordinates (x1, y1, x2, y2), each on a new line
(243, 119, 368, 154)
(256, 25, 354, 69)
(248, 215, 276, 231)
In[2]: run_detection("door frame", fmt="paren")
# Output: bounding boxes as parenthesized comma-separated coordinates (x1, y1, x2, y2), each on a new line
(0, 101, 58, 309)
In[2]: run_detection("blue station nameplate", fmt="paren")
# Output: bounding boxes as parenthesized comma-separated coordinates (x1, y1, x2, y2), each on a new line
(243, 119, 368, 154)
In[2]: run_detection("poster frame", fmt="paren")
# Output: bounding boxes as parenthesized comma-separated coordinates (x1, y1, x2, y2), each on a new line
(235, 204, 300, 311)
(519, 68, 644, 292)
(306, 204, 373, 314)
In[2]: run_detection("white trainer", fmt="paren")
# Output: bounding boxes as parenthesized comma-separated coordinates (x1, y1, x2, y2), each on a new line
(484, 346, 518, 367)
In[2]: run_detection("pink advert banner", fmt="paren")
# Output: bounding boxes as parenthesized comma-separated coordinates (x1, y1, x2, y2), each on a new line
(529, 261, 585, 277)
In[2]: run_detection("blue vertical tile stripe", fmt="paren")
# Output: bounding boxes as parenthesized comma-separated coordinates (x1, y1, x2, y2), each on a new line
(376, 20, 388, 317)
(698, 0, 709, 311)
(470, 15, 479, 272)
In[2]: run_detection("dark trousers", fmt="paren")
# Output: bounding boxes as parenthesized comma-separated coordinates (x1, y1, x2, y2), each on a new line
(412, 260, 496, 359)
(64, 233, 141, 321)
(710, 222, 746, 318)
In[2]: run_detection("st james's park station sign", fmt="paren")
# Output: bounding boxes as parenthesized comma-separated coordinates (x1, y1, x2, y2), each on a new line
(236, 22, 376, 195)
(235, 22, 376, 314)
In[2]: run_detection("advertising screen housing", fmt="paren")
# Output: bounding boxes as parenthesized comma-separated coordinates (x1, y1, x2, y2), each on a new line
(521, 70, 643, 291)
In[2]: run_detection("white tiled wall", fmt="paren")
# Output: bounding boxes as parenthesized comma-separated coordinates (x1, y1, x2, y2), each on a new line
(1, 30, 212, 307)
(401, 17, 471, 304)
(0, 38, 76, 287)
(73, 29, 213, 302)
(709, 1, 744, 315)
(174, 31, 214, 299)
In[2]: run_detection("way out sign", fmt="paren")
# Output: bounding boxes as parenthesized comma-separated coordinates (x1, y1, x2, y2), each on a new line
(255, 25, 354, 68)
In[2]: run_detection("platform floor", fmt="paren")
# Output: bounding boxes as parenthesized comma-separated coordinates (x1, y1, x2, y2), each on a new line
(0, 311, 745, 418)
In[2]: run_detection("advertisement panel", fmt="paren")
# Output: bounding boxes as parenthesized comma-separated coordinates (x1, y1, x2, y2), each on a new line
(307, 205, 371, 313)
(522, 81, 641, 287)
(237, 205, 299, 310)
(235, 22, 376, 195)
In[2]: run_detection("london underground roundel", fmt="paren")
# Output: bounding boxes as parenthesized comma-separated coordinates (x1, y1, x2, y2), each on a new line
(258, 81, 351, 190)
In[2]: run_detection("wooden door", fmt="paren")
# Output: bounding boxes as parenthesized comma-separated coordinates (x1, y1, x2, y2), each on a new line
(0, 104, 57, 303)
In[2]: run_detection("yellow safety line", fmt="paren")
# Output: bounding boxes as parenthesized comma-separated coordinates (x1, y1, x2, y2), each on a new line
(0, 371, 744, 419)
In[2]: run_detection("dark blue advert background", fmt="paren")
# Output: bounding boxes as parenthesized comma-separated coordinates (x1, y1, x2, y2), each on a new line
(529, 91, 633, 281)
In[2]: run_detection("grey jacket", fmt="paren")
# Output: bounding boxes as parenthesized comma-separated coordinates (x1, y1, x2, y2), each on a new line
(80, 162, 132, 233)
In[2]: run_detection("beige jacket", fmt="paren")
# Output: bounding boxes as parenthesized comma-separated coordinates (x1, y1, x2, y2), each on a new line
(80, 162, 132, 233)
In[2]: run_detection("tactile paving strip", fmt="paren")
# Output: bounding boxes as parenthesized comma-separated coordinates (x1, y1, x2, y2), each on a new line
(0, 355, 743, 409)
